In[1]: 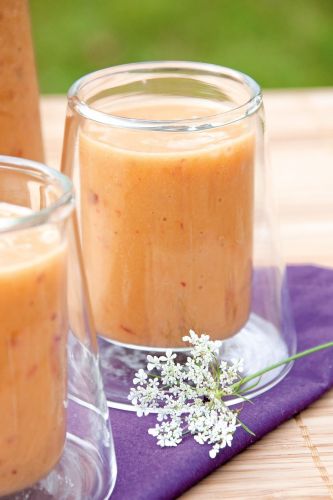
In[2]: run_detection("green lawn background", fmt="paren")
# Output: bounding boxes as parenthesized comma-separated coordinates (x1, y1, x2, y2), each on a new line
(30, 0, 333, 93)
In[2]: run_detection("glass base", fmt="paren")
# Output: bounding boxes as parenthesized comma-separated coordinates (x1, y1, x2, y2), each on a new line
(2, 332, 117, 500)
(3, 432, 115, 500)
(99, 313, 291, 410)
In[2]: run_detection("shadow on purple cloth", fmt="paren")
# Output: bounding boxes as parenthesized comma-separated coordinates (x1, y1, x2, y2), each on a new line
(108, 265, 333, 500)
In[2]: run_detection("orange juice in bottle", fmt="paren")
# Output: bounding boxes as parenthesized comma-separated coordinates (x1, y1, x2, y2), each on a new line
(0, 0, 44, 161)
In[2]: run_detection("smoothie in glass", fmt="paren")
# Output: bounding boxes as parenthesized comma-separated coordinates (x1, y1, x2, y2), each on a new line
(0, 204, 67, 495)
(79, 98, 254, 347)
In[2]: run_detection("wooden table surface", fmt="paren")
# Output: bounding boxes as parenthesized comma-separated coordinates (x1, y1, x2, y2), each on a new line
(41, 90, 333, 499)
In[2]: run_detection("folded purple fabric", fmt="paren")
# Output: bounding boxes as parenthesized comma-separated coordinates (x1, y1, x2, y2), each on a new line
(109, 265, 333, 500)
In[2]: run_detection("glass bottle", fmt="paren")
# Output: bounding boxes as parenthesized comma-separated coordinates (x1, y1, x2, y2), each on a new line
(0, 0, 44, 161)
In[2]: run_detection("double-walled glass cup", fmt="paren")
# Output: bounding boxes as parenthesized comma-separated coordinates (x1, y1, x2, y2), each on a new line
(61, 61, 296, 409)
(0, 156, 116, 498)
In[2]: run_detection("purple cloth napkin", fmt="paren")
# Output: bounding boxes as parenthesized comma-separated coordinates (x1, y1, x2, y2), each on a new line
(109, 265, 333, 500)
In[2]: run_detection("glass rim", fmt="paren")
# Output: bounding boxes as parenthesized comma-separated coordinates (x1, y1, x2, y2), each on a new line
(67, 60, 262, 131)
(0, 155, 74, 233)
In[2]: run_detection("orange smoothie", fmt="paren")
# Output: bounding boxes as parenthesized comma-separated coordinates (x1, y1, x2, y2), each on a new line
(0, 205, 67, 495)
(0, 0, 44, 161)
(79, 98, 254, 347)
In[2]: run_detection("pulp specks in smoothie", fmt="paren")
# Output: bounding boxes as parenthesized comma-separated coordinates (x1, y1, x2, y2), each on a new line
(0, 203, 67, 495)
(79, 97, 254, 347)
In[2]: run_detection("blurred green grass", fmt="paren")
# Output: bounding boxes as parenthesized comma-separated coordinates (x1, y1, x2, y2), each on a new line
(30, 0, 333, 93)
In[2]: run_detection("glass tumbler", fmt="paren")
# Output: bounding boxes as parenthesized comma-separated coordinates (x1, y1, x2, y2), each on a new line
(0, 156, 116, 498)
(61, 61, 296, 409)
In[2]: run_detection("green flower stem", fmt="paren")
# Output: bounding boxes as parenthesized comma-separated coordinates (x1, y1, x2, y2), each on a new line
(232, 341, 333, 392)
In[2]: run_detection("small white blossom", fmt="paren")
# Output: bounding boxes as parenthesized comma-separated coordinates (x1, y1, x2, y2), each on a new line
(129, 331, 249, 458)
(231, 358, 244, 374)
(182, 329, 199, 344)
(209, 444, 220, 459)
(159, 349, 177, 363)
(133, 369, 148, 385)
(148, 418, 183, 447)
(146, 354, 161, 371)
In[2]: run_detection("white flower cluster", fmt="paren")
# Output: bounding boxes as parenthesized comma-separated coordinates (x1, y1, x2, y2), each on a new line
(128, 330, 246, 458)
